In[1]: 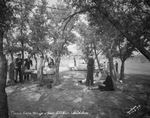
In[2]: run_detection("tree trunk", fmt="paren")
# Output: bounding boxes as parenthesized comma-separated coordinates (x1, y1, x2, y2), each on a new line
(108, 56, 113, 78)
(9, 52, 15, 85)
(20, 0, 24, 62)
(53, 56, 61, 86)
(34, 54, 37, 69)
(39, 66, 44, 86)
(37, 56, 44, 86)
(108, 52, 117, 90)
(10, 52, 14, 62)
(119, 60, 125, 81)
(93, 42, 101, 71)
(0, 31, 9, 118)
(21, 41, 24, 62)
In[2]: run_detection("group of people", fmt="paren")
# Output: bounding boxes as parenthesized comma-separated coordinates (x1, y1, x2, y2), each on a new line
(82, 55, 118, 91)
(14, 53, 33, 83)
(12, 54, 55, 84)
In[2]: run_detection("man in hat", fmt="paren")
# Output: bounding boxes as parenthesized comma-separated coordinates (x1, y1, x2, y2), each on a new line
(15, 53, 23, 83)
(24, 54, 33, 80)
(86, 54, 94, 86)
(115, 61, 118, 73)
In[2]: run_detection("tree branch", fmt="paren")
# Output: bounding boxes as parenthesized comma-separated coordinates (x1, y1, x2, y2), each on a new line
(62, 6, 96, 31)
(92, 0, 150, 61)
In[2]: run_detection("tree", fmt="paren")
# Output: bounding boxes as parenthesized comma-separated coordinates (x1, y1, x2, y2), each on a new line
(0, 0, 14, 117)
(28, 1, 76, 86)
(3, 29, 19, 85)
(116, 36, 135, 81)
(75, 21, 102, 70)
(12, 0, 35, 60)
(45, 2, 77, 86)
(88, 11, 119, 79)
(29, 0, 51, 86)
(100, 32, 118, 81)
(3, 28, 23, 61)
(63, 0, 150, 61)
(75, 21, 92, 61)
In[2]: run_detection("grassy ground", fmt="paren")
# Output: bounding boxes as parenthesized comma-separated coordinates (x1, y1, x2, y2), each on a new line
(6, 57, 150, 118)
(7, 69, 150, 118)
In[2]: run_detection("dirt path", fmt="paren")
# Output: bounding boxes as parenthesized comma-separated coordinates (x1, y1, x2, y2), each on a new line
(6, 70, 150, 118)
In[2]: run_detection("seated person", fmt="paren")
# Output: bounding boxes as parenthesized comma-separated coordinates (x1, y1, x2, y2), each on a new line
(89, 71, 115, 91)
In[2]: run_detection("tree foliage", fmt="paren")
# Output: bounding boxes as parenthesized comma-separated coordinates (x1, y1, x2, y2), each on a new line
(63, 0, 150, 61)
(0, 0, 14, 117)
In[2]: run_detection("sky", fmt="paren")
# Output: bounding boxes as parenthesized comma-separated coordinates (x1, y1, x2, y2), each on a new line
(67, 44, 78, 54)
(48, 0, 58, 6)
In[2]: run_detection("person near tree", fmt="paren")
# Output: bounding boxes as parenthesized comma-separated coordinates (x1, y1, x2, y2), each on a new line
(15, 53, 23, 83)
(24, 55, 33, 80)
(89, 70, 115, 91)
(115, 61, 118, 73)
(86, 54, 94, 86)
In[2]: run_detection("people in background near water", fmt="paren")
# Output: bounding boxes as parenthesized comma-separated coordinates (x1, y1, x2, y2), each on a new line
(24, 55, 33, 80)
(115, 61, 118, 73)
(86, 54, 94, 86)
(15, 53, 23, 83)
(73, 57, 76, 67)
(89, 70, 115, 91)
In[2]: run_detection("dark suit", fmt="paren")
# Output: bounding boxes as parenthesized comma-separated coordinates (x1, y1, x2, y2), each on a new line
(115, 62, 118, 73)
(24, 58, 32, 80)
(86, 57, 94, 86)
(99, 75, 115, 91)
(24, 58, 32, 69)
(15, 58, 23, 83)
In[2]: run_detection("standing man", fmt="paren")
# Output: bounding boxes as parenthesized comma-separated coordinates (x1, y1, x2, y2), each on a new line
(86, 54, 94, 86)
(73, 57, 76, 67)
(15, 53, 23, 83)
(115, 61, 118, 73)
(24, 55, 33, 80)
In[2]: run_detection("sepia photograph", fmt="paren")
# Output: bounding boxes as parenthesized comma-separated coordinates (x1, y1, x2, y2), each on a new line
(0, 0, 150, 118)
